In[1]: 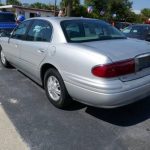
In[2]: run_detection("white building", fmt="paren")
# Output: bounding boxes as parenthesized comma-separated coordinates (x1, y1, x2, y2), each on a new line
(0, 5, 55, 18)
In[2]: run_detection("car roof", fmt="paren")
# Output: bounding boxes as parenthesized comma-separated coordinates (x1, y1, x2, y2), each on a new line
(116, 21, 131, 24)
(26, 17, 105, 24)
(130, 24, 150, 27)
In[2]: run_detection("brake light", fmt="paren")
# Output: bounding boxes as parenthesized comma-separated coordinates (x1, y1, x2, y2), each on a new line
(92, 59, 135, 78)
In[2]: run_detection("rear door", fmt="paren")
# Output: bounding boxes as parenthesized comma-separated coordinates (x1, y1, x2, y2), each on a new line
(19, 19, 53, 79)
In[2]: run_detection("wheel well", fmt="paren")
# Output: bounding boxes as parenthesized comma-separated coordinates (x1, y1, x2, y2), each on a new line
(40, 63, 57, 86)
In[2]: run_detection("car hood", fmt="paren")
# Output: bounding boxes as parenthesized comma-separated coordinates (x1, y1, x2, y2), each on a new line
(81, 38, 150, 62)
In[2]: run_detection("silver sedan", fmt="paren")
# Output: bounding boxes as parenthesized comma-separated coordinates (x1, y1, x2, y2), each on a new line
(0, 17, 150, 109)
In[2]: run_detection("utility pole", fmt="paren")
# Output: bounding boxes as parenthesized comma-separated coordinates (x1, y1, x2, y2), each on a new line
(54, 0, 57, 16)
(66, 0, 72, 17)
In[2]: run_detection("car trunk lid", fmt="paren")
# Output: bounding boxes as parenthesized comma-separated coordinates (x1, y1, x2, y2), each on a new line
(81, 39, 150, 81)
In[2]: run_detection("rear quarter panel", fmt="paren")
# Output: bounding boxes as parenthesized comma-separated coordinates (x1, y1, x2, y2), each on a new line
(40, 43, 125, 94)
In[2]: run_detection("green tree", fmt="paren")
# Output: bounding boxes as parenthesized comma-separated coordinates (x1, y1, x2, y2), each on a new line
(71, 0, 82, 16)
(30, 2, 56, 11)
(84, 0, 132, 21)
(110, 0, 132, 21)
(30, 2, 49, 9)
(67, 0, 72, 16)
(6, 0, 22, 6)
(141, 8, 150, 18)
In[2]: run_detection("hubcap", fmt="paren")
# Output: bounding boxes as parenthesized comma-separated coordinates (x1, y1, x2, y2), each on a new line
(47, 76, 61, 101)
(1, 51, 6, 65)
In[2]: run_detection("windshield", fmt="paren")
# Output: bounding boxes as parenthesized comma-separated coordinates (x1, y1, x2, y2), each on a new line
(61, 19, 126, 43)
(122, 26, 132, 34)
(0, 13, 16, 22)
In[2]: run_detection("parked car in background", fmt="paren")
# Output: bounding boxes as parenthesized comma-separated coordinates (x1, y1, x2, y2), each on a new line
(0, 17, 150, 109)
(0, 12, 17, 36)
(114, 22, 131, 30)
(122, 24, 150, 42)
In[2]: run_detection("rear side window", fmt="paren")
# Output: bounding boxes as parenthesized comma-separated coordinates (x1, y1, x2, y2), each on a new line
(11, 20, 31, 40)
(26, 20, 52, 42)
(0, 13, 16, 22)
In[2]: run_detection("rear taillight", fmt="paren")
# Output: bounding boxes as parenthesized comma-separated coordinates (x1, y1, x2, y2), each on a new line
(92, 59, 135, 78)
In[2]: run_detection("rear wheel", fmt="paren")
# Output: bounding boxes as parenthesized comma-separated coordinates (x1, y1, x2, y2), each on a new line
(44, 68, 72, 109)
(0, 50, 9, 67)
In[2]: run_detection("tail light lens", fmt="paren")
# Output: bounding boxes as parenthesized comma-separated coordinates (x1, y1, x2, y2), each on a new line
(92, 59, 135, 78)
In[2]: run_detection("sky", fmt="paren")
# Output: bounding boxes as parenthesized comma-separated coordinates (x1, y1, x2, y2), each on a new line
(132, 0, 150, 10)
(1, 0, 150, 13)
(131, 0, 150, 14)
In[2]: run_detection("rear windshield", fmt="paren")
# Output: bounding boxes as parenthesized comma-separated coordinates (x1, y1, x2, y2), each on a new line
(61, 19, 126, 43)
(0, 13, 16, 22)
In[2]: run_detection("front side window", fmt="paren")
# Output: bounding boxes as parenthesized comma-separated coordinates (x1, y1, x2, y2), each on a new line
(26, 20, 52, 42)
(11, 20, 31, 40)
(122, 26, 132, 34)
(61, 20, 126, 43)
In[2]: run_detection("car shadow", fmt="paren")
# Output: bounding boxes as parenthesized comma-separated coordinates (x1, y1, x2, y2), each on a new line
(17, 70, 86, 111)
(64, 100, 86, 111)
(0, 64, 15, 69)
(85, 97, 150, 127)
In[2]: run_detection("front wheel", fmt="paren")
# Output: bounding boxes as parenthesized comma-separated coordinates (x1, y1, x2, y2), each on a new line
(0, 50, 9, 67)
(44, 68, 72, 109)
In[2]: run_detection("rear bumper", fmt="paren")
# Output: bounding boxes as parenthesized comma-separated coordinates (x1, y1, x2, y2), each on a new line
(65, 80, 150, 108)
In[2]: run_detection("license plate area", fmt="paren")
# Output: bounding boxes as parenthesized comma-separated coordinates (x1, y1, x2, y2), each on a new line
(137, 54, 150, 71)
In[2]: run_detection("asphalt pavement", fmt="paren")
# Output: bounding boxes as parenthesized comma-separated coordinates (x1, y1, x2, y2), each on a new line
(0, 63, 150, 150)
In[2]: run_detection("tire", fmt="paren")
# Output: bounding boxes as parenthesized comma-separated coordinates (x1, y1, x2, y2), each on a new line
(0, 50, 9, 67)
(44, 68, 72, 109)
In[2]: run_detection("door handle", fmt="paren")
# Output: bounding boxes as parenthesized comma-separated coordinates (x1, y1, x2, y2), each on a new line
(15, 44, 18, 48)
(37, 49, 45, 53)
